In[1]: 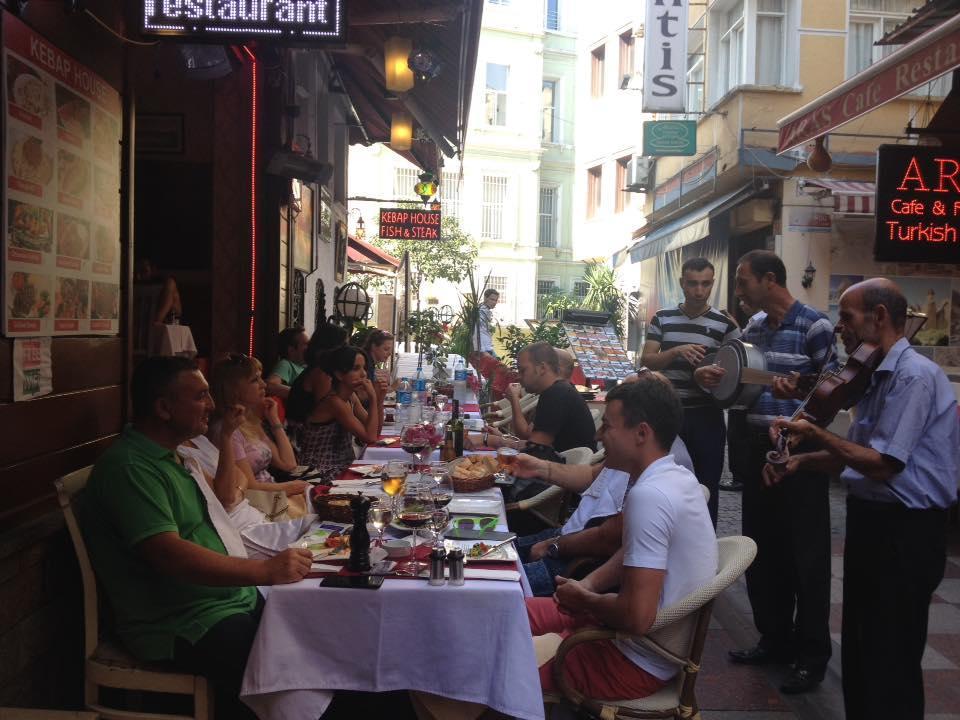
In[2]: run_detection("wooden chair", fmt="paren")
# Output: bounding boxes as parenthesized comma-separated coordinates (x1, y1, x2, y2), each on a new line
(545, 535, 757, 719)
(55, 467, 213, 720)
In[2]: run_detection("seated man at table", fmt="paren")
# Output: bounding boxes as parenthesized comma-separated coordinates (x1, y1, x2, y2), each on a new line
(513, 431, 693, 596)
(527, 376, 717, 699)
(82, 356, 312, 720)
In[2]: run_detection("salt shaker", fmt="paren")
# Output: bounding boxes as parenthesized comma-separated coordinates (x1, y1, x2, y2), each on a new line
(447, 547, 465, 586)
(428, 546, 447, 586)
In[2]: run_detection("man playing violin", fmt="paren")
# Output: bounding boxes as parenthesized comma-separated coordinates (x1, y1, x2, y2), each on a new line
(695, 250, 834, 694)
(762, 278, 959, 720)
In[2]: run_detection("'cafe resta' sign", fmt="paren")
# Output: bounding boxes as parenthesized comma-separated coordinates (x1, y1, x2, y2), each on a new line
(140, 0, 345, 42)
(875, 144, 960, 262)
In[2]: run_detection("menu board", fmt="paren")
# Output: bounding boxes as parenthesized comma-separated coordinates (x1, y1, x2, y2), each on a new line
(2, 13, 121, 336)
(561, 322, 634, 381)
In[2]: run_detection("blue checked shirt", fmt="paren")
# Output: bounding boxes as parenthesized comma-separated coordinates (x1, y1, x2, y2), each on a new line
(741, 301, 836, 427)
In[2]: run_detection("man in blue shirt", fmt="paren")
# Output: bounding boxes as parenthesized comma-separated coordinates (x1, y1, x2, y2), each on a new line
(696, 250, 834, 694)
(764, 278, 958, 719)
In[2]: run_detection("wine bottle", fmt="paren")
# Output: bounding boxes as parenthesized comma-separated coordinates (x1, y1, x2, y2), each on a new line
(451, 399, 464, 457)
(440, 427, 456, 462)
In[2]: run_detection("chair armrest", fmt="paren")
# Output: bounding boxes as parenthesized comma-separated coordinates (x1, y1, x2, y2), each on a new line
(506, 485, 563, 511)
(552, 628, 617, 710)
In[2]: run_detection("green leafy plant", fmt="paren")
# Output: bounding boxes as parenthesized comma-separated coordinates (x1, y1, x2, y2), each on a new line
(582, 261, 626, 337)
(500, 322, 569, 366)
(539, 290, 579, 320)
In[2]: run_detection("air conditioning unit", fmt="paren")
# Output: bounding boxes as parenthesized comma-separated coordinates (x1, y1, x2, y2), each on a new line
(626, 157, 653, 192)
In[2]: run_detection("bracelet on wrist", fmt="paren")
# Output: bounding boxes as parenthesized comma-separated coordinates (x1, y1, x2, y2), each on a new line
(270, 423, 284, 430)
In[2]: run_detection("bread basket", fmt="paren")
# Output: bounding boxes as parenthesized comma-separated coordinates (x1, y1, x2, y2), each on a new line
(448, 455, 497, 492)
(310, 493, 354, 523)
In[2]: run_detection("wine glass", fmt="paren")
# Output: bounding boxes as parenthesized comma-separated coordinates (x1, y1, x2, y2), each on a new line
(381, 460, 407, 512)
(397, 480, 434, 575)
(400, 424, 431, 478)
(368, 499, 393, 547)
(435, 393, 449, 414)
(429, 462, 454, 506)
(429, 504, 450, 549)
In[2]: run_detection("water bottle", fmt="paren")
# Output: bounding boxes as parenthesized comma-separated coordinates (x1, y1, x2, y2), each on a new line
(397, 377, 412, 424)
(414, 365, 427, 404)
(453, 358, 467, 403)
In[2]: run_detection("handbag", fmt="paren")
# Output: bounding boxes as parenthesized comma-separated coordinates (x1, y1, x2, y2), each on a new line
(245, 488, 308, 521)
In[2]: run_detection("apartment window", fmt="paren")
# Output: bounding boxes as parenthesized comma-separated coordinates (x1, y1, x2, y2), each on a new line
(485, 63, 509, 126)
(545, 0, 559, 31)
(587, 165, 602, 218)
(718, 1, 745, 97)
(590, 45, 605, 97)
(756, 0, 785, 86)
(481, 176, 507, 239)
(848, 0, 950, 95)
(618, 30, 634, 86)
(487, 275, 508, 305)
(393, 167, 419, 201)
(536, 279, 558, 318)
(687, 16, 706, 115)
(542, 80, 558, 142)
(539, 186, 559, 248)
(441, 171, 461, 222)
(615, 156, 630, 213)
(573, 281, 589, 300)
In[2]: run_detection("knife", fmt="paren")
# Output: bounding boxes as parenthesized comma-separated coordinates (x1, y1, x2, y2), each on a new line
(475, 535, 517, 559)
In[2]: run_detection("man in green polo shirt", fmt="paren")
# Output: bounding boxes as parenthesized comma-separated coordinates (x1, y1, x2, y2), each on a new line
(83, 356, 312, 720)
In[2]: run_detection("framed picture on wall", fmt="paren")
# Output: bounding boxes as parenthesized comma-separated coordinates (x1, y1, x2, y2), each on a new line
(334, 220, 347, 282)
(293, 182, 314, 271)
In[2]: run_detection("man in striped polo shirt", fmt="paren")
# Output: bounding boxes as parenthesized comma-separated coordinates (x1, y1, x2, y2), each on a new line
(696, 250, 834, 695)
(641, 257, 739, 526)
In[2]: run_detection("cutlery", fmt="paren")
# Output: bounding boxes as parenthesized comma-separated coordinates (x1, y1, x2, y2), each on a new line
(475, 535, 516, 559)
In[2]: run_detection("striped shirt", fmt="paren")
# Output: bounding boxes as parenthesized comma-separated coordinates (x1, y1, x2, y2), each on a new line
(647, 306, 741, 407)
(741, 301, 835, 427)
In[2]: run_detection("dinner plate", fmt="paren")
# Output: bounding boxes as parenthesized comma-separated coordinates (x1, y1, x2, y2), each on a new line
(444, 539, 519, 563)
(447, 497, 501, 516)
(348, 464, 383, 478)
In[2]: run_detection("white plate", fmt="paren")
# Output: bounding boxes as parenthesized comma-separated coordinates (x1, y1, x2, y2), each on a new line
(444, 539, 519, 563)
(447, 497, 501, 516)
(347, 464, 383, 478)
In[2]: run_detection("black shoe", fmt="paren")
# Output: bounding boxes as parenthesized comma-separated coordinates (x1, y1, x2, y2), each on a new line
(728, 645, 792, 665)
(780, 666, 824, 694)
(719, 479, 743, 491)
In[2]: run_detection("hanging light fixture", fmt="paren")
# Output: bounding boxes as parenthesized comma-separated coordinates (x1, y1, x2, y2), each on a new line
(390, 110, 413, 151)
(355, 214, 365, 241)
(384, 36, 414, 92)
(414, 172, 438, 202)
(806, 136, 832, 173)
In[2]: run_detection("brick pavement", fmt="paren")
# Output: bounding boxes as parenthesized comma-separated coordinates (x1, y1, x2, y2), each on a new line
(704, 479, 960, 719)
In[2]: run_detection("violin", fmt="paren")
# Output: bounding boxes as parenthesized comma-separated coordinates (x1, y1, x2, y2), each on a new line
(765, 341, 884, 466)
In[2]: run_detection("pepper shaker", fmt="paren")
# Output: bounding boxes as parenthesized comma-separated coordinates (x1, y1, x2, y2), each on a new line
(447, 547, 465, 586)
(428, 546, 447, 586)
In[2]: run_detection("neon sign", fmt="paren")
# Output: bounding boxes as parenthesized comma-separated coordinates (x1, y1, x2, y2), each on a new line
(140, 0, 345, 43)
(874, 145, 960, 262)
(378, 208, 441, 240)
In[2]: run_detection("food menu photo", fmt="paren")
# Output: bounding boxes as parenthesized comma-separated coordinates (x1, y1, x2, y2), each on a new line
(561, 322, 634, 382)
(2, 14, 121, 336)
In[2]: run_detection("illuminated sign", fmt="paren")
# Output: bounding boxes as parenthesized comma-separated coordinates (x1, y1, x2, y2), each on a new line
(379, 208, 442, 240)
(140, 0, 345, 42)
(875, 145, 960, 262)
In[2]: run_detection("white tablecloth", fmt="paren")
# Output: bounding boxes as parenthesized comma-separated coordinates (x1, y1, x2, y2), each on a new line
(240, 478, 542, 720)
(149, 323, 197, 357)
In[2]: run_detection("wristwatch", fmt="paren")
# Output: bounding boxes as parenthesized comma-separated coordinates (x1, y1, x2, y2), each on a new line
(546, 541, 561, 559)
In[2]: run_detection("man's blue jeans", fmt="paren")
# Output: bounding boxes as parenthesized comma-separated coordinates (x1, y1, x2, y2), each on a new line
(518, 528, 566, 597)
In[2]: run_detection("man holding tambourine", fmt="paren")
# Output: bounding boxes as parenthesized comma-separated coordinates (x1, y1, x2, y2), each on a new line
(694, 250, 835, 696)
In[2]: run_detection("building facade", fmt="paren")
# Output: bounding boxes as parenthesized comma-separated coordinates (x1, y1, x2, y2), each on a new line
(624, 0, 958, 367)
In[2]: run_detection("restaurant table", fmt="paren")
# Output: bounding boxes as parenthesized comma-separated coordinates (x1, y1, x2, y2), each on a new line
(149, 323, 197, 358)
(240, 465, 543, 720)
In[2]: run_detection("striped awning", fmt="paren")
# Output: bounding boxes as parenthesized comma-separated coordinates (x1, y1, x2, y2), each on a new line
(804, 179, 875, 215)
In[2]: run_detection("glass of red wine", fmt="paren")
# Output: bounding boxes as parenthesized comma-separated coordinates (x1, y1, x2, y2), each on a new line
(400, 423, 442, 478)
(397, 480, 434, 575)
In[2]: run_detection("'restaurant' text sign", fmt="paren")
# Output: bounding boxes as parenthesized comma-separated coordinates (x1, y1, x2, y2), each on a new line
(875, 144, 960, 262)
(379, 208, 441, 240)
(140, 0, 345, 42)
(642, 0, 689, 113)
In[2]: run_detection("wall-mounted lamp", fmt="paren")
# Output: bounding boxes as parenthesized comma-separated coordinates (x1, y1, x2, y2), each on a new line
(349, 208, 366, 241)
(408, 47, 442, 82)
(801, 262, 817, 289)
(806, 136, 832, 173)
(390, 110, 413, 151)
(384, 36, 414, 92)
(414, 172, 438, 202)
(334, 282, 372, 323)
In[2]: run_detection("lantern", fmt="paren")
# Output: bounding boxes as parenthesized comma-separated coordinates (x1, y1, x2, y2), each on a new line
(384, 36, 414, 93)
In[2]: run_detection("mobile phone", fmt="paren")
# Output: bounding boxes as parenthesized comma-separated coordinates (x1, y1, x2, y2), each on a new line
(320, 575, 384, 590)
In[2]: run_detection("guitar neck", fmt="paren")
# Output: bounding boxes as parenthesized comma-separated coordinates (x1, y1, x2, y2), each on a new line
(739, 367, 792, 385)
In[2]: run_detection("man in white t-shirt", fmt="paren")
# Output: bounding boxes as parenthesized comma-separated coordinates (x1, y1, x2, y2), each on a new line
(474, 288, 499, 355)
(512, 437, 694, 596)
(526, 376, 717, 699)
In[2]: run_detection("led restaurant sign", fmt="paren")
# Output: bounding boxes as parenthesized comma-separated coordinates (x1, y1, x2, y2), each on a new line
(379, 208, 441, 240)
(875, 145, 960, 262)
(140, 0, 345, 42)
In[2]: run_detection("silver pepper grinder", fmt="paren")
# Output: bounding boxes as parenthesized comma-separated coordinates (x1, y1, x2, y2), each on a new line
(428, 546, 447, 586)
(447, 547, 465, 586)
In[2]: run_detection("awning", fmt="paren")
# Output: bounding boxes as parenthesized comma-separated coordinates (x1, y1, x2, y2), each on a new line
(803, 179, 875, 215)
(347, 234, 400, 274)
(777, 11, 960, 154)
(628, 184, 756, 263)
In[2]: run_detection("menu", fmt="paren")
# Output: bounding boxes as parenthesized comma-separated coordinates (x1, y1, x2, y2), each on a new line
(2, 13, 121, 336)
(561, 321, 634, 381)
